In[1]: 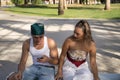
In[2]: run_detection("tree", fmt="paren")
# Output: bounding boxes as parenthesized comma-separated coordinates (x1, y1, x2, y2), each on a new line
(58, 0, 64, 15)
(104, 0, 110, 10)
(63, 0, 67, 9)
(11, 0, 19, 6)
(24, 0, 29, 5)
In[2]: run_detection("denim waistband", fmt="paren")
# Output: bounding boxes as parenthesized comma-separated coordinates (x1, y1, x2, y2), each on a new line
(33, 64, 55, 68)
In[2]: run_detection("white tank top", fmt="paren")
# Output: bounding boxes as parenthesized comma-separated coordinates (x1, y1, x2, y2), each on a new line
(30, 36, 53, 66)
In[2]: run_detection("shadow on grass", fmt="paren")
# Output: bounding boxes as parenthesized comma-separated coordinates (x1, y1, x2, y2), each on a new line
(111, 17, 120, 19)
(68, 6, 102, 10)
(16, 4, 58, 9)
(16, 4, 103, 10)
(17, 4, 102, 10)
(6, 9, 58, 17)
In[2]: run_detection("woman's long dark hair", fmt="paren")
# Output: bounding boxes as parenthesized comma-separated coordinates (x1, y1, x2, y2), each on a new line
(75, 20, 94, 48)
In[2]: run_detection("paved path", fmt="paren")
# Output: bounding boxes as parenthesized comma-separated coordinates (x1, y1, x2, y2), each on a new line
(0, 10, 120, 80)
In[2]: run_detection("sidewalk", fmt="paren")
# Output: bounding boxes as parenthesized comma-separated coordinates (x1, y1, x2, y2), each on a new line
(0, 10, 120, 80)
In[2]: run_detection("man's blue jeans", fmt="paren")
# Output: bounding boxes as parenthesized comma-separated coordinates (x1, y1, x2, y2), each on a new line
(22, 64, 55, 80)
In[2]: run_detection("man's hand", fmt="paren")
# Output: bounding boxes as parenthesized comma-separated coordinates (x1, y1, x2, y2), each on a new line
(37, 55, 49, 63)
(14, 71, 22, 80)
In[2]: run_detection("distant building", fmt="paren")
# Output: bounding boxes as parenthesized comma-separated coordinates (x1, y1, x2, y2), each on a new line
(0, 0, 12, 7)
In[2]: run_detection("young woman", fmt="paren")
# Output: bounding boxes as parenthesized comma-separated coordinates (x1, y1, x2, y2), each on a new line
(55, 20, 100, 80)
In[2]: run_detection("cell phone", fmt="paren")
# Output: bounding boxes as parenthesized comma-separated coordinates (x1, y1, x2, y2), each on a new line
(37, 57, 43, 59)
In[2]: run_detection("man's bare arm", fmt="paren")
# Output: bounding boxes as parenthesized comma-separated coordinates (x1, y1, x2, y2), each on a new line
(18, 39, 29, 73)
(48, 38, 59, 65)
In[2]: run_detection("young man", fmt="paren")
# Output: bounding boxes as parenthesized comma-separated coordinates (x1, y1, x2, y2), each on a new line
(55, 20, 100, 80)
(8, 23, 59, 80)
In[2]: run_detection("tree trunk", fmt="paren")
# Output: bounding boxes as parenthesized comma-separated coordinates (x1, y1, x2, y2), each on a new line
(63, 0, 67, 9)
(58, 0, 64, 15)
(77, 0, 79, 4)
(53, 0, 55, 4)
(24, 0, 29, 5)
(49, 0, 52, 4)
(0, 1, 1, 7)
(104, 0, 110, 10)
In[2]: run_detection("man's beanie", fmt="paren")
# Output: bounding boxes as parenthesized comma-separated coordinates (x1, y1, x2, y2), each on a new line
(31, 23, 44, 35)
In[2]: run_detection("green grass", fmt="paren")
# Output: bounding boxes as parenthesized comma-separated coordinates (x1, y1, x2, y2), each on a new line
(3, 3, 120, 19)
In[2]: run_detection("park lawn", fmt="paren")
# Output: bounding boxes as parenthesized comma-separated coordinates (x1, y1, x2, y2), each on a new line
(3, 3, 120, 19)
